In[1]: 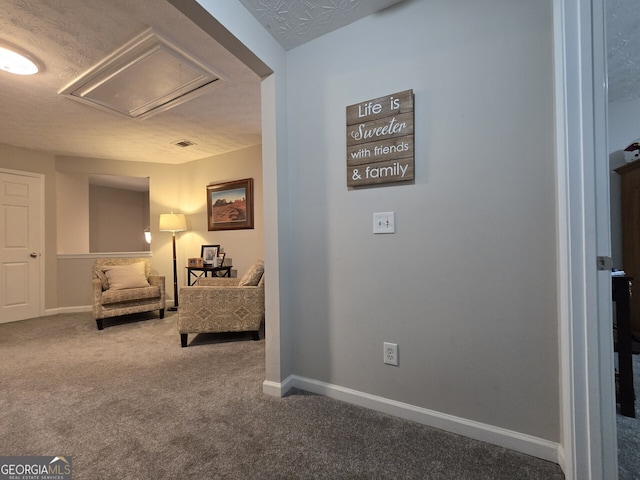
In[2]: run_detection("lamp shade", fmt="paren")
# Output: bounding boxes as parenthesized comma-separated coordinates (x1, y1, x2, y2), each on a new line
(159, 213, 187, 232)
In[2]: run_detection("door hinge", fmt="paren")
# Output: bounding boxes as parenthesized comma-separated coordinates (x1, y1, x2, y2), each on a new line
(597, 256, 613, 271)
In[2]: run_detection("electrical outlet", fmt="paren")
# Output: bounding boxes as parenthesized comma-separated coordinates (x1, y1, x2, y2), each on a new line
(384, 342, 398, 366)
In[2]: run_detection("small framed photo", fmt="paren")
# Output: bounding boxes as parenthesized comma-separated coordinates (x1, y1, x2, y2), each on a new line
(207, 178, 254, 231)
(217, 252, 226, 266)
(201, 245, 220, 265)
(188, 257, 204, 268)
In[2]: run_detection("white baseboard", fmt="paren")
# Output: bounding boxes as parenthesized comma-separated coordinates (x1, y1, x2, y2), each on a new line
(263, 375, 295, 397)
(557, 444, 567, 477)
(264, 374, 560, 465)
(45, 305, 92, 316)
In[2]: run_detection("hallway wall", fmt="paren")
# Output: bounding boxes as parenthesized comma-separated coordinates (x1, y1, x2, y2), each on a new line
(285, 0, 559, 444)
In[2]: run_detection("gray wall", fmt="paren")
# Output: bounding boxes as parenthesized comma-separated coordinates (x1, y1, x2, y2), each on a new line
(89, 185, 150, 253)
(285, 0, 558, 441)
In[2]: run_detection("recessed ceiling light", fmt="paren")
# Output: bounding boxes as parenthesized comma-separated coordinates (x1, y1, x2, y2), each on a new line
(0, 46, 39, 75)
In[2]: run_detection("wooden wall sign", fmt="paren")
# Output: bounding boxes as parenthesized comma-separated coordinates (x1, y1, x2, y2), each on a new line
(346, 89, 414, 187)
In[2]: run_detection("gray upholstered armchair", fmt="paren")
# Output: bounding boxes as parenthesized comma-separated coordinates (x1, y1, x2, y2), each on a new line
(177, 259, 264, 347)
(92, 258, 165, 330)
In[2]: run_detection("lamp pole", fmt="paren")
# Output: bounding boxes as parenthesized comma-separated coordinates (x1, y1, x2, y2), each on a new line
(159, 212, 187, 312)
(170, 231, 179, 311)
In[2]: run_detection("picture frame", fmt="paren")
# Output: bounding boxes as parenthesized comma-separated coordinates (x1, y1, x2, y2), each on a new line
(201, 244, 220, 265)
(217, 252, 226, 267)
(207, 178, 254, 231)
(188, 257, 204, 268)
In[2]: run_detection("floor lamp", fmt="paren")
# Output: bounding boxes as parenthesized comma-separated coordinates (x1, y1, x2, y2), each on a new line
(159, 212, 187, 311)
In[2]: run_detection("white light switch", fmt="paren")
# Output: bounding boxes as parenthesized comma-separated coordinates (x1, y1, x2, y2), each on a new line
(373, 212, 395, 234)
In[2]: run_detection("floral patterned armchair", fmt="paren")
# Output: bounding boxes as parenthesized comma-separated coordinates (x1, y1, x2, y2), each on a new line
(92, 258, 165, 330)
(177, 260, 264, 347)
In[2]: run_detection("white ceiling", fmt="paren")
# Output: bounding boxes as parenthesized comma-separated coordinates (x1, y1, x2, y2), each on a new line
(0, 0, 636, 166)
(236, 0, 405, 51)
(0, 0, 266, 165)
(0, 0, 399, 165)
(607, 0, 640, 104)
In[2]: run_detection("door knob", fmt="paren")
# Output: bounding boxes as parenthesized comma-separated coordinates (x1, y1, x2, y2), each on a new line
(30, 252, 38, 258)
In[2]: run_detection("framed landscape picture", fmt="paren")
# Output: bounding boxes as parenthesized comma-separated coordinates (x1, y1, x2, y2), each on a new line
(206, 178, 254, 231)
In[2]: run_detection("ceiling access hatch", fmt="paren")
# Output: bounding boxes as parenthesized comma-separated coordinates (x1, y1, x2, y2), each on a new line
(59, 29, 224, 120)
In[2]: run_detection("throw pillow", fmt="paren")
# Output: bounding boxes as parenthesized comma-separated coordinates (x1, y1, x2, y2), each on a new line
(103, 262, 150, 290)
(238, 260, 264, 286)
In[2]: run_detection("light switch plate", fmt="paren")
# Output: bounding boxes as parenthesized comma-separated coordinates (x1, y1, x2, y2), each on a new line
(373, 212, 395, 234)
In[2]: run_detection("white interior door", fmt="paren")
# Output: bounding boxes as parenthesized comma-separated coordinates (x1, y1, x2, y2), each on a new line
(0, 171, 43, 323)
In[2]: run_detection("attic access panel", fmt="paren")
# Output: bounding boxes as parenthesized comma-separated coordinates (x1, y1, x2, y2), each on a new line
(59, 29, 223, 120)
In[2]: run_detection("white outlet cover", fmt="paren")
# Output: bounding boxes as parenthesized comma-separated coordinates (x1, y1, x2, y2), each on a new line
(373, 212, 395, 234)
(383, 342, 398, 366)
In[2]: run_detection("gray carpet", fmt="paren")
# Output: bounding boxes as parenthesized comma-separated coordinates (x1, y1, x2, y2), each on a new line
(0, 312, 565, 479)
(617, 350, 640, 480)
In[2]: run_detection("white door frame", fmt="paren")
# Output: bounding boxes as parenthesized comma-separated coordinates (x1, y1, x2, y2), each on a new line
(0, 168, 46, 321)
(554, 0, 617, 478)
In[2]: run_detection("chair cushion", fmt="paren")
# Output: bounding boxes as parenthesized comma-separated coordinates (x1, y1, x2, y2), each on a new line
(103, 262, 150, 290)
(238, 260, 264, 286)
(101, 285, 161, 305)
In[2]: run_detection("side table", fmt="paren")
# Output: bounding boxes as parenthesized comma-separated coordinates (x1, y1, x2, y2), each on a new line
(186, 265, 232, 286)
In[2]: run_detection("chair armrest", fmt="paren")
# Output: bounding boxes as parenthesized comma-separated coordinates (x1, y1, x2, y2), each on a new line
(92, 278, 103, 295)
(148, 275, 165, 289)
(92, 278, 104, 317)
(179, 284, 264, 309)
(148, 275, 165, 304)
(195, 278, 240, 287)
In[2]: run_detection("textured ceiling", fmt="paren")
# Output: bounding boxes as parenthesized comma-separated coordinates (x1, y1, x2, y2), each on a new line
(607, 0, 640, 103)
(0, 0, 636, 166)
(237, 0, 404, 51)
(0, 0, 399, 165)
(0, 0, 263, 164)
